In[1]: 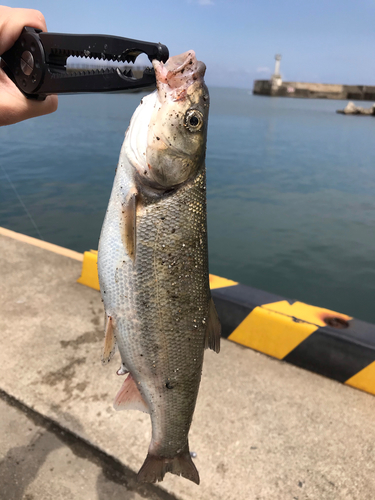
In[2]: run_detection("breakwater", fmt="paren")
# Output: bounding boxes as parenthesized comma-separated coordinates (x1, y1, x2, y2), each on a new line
(253, 79, 375, 100)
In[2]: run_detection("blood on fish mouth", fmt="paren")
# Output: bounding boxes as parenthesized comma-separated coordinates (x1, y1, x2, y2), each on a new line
(153, 50, 206, 93)
(164, 51, 195, 75)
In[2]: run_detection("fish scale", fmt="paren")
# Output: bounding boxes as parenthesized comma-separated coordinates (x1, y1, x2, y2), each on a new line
(100, 167, 210, 455)
(133, 169, 209, 456)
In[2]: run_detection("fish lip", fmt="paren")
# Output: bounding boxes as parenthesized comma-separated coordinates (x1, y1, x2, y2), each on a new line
(153, 50, 206, 95)
(153, 51, 195, 83)
(165, 51, 196, 76)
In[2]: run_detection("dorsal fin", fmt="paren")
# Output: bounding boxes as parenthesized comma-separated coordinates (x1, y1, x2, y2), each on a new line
(101, 315, 116, 364)
(113, 373, 149, 413)
(204, 297, 221, 353)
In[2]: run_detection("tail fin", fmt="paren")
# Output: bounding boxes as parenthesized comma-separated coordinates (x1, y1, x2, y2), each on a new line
(137, 448, 199, 485)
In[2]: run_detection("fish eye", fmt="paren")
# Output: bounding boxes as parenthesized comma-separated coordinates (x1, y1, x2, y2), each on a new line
(185, 109, 204, 132)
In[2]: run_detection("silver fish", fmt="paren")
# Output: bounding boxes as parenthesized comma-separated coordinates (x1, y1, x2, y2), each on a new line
(97, 50, 220, 485)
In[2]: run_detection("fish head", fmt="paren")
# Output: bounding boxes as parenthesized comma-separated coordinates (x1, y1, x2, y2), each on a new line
(125, 51, 209, 190)
(147, 51, 209, 188)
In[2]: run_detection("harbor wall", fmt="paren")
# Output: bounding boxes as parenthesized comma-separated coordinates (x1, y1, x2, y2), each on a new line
(74, 241, 375, 398)
(253, 79, 375, 100)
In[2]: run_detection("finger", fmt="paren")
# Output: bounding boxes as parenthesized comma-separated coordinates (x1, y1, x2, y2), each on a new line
(0, 6, 47, 55)
(0, 91, 58, 127)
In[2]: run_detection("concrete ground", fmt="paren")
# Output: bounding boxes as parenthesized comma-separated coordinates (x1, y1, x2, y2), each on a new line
(0, 393, 175, 500)
(1, 230, 375, 500)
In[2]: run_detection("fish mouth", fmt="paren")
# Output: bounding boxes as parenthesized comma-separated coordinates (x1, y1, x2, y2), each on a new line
(153, 51, 206, 98)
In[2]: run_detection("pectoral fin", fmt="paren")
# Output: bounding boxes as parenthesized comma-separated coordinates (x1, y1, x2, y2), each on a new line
(204, 297, 221, 353)
(102, 315, 117, 364)
(113, 373, 149, 413)
(122, 188, 138, 262)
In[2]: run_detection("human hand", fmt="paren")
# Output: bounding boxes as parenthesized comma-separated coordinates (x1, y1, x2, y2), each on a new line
(0, 6, 58, 126)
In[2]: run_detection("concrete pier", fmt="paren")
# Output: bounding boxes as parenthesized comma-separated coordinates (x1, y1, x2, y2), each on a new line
(253, 79, 375, 100)
(1, 228, 375, 499)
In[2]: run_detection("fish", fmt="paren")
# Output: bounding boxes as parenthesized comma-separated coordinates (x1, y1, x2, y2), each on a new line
(97, 50, 221, 485)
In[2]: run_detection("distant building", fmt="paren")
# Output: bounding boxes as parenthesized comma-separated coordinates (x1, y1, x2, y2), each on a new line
(253, 55, 375, 100)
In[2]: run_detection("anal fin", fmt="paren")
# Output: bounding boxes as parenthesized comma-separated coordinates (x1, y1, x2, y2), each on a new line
(101, 315, 117, 364)
(114, 373, 149, 414)
(204, 297, 221, 353)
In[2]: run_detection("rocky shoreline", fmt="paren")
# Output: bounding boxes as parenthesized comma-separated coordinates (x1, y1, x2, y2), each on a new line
(337, 101, 375, 115)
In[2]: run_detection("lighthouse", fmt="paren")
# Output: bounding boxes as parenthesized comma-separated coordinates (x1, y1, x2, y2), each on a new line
(271, 54, 282, 89)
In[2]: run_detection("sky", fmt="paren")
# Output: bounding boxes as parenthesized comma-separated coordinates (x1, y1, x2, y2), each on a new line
(4, 0, 375, 88)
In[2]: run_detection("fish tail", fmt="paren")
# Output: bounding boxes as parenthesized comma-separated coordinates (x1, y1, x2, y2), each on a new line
(137, 445, 199, 485)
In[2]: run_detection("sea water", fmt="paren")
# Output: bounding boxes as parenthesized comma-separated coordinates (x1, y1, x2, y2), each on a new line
(1, 89, 374, 322)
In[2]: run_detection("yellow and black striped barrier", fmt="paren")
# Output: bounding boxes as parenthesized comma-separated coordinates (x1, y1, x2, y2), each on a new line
(78, 250, 375, 397)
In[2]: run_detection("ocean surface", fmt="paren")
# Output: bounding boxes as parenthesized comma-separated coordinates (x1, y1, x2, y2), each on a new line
(1, 89, 375, 323)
